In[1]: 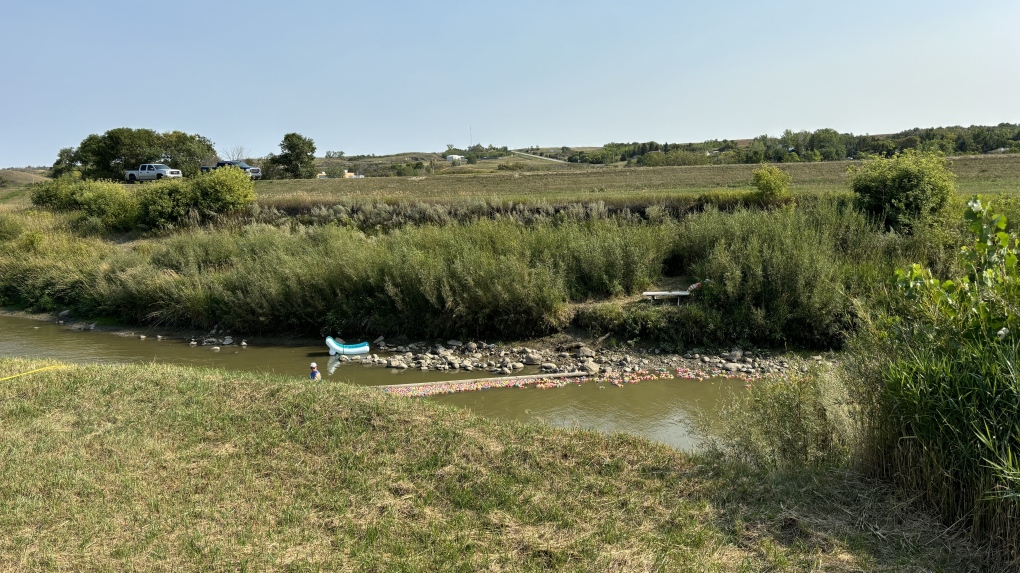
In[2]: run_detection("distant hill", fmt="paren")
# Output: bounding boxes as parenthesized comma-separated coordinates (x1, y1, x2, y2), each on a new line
(0, 169, 48, 185)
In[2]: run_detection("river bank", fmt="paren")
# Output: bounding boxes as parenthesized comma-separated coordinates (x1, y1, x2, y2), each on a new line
(0, 356, 995, 570)
(5, 306, 829, 383)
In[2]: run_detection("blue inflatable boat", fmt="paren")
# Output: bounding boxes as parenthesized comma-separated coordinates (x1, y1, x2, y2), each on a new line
(325, 336, 370, 356)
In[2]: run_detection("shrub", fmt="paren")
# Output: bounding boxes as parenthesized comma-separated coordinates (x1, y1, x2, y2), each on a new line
(849, 149, 955, 232)
(187, 166, 255, 215)
(137, 178, 197, 229)
(137, 168, 254, 229)
(30, 178, 138, 231)
(30, 178, 77, 209)
(700, 373, 851, 469)
(72, 181, 138, 231)
(851, 197, 1020, 555)
(751, 163, 791, 201)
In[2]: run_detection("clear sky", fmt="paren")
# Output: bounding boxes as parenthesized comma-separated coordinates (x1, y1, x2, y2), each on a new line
(3, 0, 1018, 167)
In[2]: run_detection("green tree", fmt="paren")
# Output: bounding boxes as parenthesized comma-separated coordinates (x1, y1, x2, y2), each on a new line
(57, 128, 216, 180)
(50, 147, 79, 179)
(751, 163, 792, 200)
(267, 133, 317, 179)
(848, 150, 955, 232)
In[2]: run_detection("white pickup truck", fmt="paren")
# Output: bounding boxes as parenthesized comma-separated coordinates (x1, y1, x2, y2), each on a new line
(124, 164, 183, 183)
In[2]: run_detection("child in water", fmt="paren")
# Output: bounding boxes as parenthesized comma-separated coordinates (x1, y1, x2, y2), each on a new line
(310, 362, 322, 381)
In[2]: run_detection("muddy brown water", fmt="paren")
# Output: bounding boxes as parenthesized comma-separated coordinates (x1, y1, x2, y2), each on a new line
(0, 315, 743, 450)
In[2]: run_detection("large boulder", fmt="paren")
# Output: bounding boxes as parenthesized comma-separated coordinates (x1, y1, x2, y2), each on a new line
(578, 347, 596, 358)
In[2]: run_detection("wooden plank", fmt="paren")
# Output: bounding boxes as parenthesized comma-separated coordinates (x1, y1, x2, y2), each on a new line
(377, 371, 587, 390)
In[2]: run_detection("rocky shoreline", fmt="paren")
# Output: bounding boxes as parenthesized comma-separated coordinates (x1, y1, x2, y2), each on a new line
(22, 309, 836, 379)
(327, 337, 835, 378)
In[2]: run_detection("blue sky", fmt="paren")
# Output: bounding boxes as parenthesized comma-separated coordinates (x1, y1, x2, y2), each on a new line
(3, 0, 1018, 167)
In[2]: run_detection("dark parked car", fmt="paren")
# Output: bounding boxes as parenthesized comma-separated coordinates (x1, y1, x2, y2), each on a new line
(200, 161, 262, 180)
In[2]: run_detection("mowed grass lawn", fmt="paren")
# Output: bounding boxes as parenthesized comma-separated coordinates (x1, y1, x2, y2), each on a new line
(256, 155, 1020, 209)
(0, 358, 993, 571)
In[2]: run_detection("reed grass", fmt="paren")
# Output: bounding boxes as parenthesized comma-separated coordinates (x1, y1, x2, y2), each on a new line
(0, 195, 964, 347)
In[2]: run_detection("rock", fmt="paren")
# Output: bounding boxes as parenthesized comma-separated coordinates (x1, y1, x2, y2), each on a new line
(524, 353, 542, 365)
(812, 355, 823, 361)
(447, 339, 463, 347)
(511, 362, 524, 370)
(541, 362, 557, 371)
(189, 340, 197, 347)
(222, 337, 233, 345)
(723, 362, 741, 372)
(58, 309, 71, 319)
(578, 347, 596, 358)
(466, 342, 478, 352)
(211, 346, 221, 352)
(701, 356, 711, 363)
(498, 367, 512, 375)
(388, 360, 408, 370)
(339, 355, 350, 362)
(138, 335, 146, 340)
(583, 361, 601, 374)
(240, 341, 247, 348)
(374, 335, 385, 344)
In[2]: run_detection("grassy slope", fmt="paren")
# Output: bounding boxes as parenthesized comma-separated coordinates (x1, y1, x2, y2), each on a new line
(0, 357, 993, 571)
(258, 155, 1020, 209)
(0, 170, 48, 185)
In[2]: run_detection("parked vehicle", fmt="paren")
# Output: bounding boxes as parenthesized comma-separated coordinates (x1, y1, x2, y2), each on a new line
(124, 164, 182, 183)
(200, 161, 262, 180)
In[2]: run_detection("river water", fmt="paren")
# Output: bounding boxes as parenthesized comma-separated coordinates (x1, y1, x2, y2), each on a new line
(0, 315, 743, 450)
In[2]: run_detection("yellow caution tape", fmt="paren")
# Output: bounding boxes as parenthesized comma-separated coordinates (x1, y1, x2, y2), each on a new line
(0, 365, 63, 382)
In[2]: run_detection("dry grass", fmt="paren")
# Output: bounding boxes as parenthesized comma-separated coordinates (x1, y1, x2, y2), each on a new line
(0, 357, 1002, 571)
(255, 155, 1020, 211)
(0, 170, 47, 185)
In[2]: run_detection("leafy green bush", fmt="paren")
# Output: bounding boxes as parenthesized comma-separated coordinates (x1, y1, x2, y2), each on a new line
(851, 196, 1020, 555)
(137, 168, 254, 229)
(30, 178, 138, 231)
(751, 163, 791, 200)
(187, 166, 255, 215)
(137, 178, 197, 229)
(30, 177, 78, 209)
(849, 150, 955, 232)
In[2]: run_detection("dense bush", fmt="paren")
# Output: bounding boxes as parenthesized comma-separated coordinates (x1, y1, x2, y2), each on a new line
(32, 169, 255, 232)
(851, 197, 1020, 556)
(670, 204, 878, 347)
(751, 163, 791, 200)
(849, 150, 956, 232)
(31, 178, 138, 231)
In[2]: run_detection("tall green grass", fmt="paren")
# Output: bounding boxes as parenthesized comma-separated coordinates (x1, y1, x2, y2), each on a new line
(0, 197, 961, 346)
(847, 198, 1020, 559)
(0, 217, 677, 338)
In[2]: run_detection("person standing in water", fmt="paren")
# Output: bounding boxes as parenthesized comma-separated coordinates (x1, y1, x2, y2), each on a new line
(310, 362, 322, 381)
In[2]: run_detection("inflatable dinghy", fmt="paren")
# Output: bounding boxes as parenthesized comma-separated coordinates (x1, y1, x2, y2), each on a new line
(325, 336, 370, 356)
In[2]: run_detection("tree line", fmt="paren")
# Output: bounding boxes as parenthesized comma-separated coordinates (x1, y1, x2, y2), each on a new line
(566, 123, 1020, 166)
(50, 128, 319, 180)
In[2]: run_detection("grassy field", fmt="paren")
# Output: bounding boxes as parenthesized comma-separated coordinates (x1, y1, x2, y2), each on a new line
(257, 155, 1020, 211)
(0, 357, 996, 571)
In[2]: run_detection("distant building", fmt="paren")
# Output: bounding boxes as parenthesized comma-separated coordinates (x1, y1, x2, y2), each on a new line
(446, 155, 465, 162)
